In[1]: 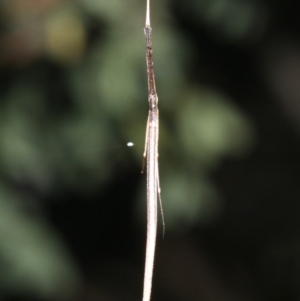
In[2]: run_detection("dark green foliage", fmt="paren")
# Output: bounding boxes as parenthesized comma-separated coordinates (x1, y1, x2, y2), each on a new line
(0, 0, 299, 300)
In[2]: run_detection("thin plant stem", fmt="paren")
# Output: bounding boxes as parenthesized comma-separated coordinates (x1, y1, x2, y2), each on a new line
(141, 0, 164, 300)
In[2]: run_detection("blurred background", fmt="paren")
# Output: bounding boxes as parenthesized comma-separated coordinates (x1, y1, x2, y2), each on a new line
(0, 0, 300, 300)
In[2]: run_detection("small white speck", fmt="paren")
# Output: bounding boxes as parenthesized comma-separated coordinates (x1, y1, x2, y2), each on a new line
(127, 142, 134, 147)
